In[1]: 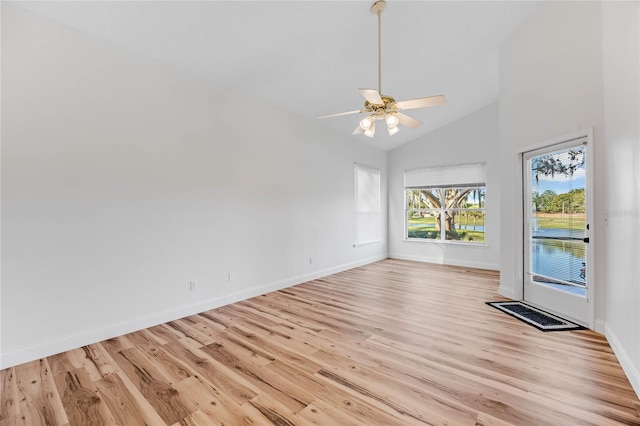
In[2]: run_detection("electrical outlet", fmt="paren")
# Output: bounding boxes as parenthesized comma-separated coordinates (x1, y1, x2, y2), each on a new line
(309, 257, 313, 264)
(189, 280, 198, 291)
(228, 272, 233, 283)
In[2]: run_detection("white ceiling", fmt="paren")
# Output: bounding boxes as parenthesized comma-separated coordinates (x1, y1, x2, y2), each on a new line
(13, 1, 537, 151)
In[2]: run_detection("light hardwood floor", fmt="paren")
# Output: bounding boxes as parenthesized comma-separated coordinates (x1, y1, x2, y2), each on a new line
(2, 259, 639, 425)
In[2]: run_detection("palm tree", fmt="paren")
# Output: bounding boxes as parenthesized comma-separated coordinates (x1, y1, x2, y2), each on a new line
(471, 210, 482, 230)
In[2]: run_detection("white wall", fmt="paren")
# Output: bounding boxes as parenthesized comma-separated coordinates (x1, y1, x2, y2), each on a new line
(500, 0, 640, 398)
(388, 103, 500, 270)
(0, 5, 387, 368)
(498, 1, 605, 311)
(601, 0, 640, 397)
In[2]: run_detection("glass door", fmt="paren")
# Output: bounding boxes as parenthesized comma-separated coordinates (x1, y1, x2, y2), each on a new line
(523, 138, 590, 325)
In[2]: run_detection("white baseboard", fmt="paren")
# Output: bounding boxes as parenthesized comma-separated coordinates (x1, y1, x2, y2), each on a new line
(1, 295, 225, 369)
(605, 324, 640, 399)
(388, 253, 498, 271)
(225, 254, 387, 306)
(594, 319, 606, 334)
(0, 254, 387, 369)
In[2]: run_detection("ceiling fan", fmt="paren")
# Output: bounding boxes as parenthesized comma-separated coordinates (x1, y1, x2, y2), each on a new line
(319, 0, 447, 137)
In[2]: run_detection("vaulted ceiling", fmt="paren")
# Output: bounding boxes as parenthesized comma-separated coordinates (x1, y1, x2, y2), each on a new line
(13, 1, 536, 150)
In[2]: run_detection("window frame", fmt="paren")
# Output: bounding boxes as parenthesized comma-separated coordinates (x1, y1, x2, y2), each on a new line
(354, 163, 382, 246)
(404, 163, 486, 245)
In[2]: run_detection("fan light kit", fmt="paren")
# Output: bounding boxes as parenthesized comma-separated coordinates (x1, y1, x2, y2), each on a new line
(319, 0, 447, 137)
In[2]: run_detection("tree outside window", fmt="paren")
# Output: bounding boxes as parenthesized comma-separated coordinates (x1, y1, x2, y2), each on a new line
(406, 186, 485, 243)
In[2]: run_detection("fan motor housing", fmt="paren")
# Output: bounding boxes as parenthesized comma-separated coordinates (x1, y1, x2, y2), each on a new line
(364, 95, 397, 116)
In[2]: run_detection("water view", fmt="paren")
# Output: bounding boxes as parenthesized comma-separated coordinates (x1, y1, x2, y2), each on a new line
(531, 238, 585, 280)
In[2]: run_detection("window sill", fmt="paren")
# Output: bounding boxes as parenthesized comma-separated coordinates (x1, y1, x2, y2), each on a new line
(403, 238, 488, 247)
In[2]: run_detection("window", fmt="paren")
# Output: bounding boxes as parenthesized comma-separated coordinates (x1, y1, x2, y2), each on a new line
(405, 164, 486, 243)
(354, 163, 381, 245)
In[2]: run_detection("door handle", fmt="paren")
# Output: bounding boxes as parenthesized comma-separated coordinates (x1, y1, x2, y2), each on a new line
(583, 237, 589, 243)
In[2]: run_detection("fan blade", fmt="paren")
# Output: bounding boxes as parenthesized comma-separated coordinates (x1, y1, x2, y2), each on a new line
(318, 109, 363, 119)
(352, 125, 365, 135)
(359, 88, 384, 105)
(395, 112, 422, 128)
(396, 95, 447, 110)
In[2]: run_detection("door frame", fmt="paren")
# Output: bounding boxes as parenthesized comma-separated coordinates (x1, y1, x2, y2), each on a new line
(513, 128, 595, 329)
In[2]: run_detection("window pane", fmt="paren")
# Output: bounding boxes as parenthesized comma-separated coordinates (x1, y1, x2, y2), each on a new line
(406, 189, 421, 209)
(420, 189, 441, 209)
(531, 239, 586, 286)
(355, 164, 381, 244)
(467, 187, 485, 209)
(406, 189, 441, 209)
(407, 210, 440, 240)
(444, 187, 485, 209)
(445, 210, 485, 242)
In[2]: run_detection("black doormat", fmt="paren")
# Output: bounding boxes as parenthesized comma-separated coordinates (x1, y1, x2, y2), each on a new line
(486, 301, 586, 332)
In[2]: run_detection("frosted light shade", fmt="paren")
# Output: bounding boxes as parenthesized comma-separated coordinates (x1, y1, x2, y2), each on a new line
(386, 114, 399, 127)
(359, 117, 373, 130)
(364, 121, 376, 137)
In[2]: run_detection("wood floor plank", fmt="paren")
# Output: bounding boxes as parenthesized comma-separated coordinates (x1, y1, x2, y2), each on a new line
(9, 360, 68, 426)
(100, 335, 135, 355)
(0, 368, 20, 424)
(222, 325, 324, 373)
(170, 409, 214, 426)
(115, 347, 192, 424)
(65, 348, 102, 382)
(316, 362, 476, 425)
(2, 259, 639, 425)
(246, 394, 311, 426)
(159, 341, 260, 406)
(200, 341, 309, 413)
(104, 371, 167, 425)
(93, 372, 150, 426)
(60, 368, 116, 425)
(300, 391, 409, 426)
(171, 375, 248, 425)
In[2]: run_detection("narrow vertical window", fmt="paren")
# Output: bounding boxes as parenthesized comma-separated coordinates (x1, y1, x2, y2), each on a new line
(355, 163, 381, 245)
